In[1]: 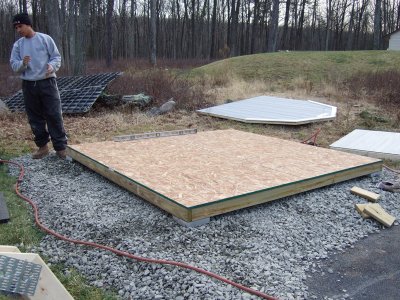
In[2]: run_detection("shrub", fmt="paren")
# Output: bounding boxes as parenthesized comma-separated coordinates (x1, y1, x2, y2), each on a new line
(345, 70, 400, 108)
(106, 68, 211, 111)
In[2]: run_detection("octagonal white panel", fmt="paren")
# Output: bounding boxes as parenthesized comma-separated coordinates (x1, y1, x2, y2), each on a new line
(197, 96, 337, 125)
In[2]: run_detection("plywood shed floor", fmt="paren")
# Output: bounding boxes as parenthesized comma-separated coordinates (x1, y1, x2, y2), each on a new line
(66, 129, 382, 222)
(330, 129, 400, 161)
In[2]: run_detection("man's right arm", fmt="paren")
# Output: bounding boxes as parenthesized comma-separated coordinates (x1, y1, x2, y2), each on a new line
(10, 42, 28, 73)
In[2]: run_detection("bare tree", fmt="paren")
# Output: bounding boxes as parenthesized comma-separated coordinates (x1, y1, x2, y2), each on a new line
(150, 0, 156, 65)
(295, 0, 306, 50)
(19, 0, 27, 12)
(326, 0, 333, 50)
(106, 0, 114, 67)
(3, 0, 400, 64)
(374, 0, 382, 49)
(210, 0, 218, 58)
(229, 0, 240, 56)
(267, 0, 279, 51)
(346, 0, 356, 50)
(281, 0, 291, 50)
(44, 0, 62, 57)
(74, 0, 89, 74)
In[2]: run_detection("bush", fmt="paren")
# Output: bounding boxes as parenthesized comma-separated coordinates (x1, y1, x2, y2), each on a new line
(106, 68, 211, 111)
(345, 70, 400, 108)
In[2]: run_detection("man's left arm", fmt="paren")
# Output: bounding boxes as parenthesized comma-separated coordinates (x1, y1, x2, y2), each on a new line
(46, 37, 61, 75)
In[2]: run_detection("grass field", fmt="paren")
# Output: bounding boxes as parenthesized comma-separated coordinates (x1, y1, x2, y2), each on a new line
(0, 50, 399, 299)
(194, 50, 400, 82)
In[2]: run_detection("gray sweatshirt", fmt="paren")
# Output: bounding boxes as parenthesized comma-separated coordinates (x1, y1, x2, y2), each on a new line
(10, 32, 61, 81)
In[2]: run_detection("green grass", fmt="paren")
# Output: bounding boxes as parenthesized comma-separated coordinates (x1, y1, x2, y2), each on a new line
(48, 264, 118, 300)
(193, 50, 400, 83)
(0, 163, 43, 249)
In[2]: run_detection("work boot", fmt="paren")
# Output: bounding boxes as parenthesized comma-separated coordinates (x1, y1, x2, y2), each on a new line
(377, 181, 400, 192)
(32, 145, 49, 159)
(56, 149, 67, 159)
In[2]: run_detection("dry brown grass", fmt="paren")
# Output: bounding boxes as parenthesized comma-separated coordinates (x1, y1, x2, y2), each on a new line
(1, 60, 399, 163)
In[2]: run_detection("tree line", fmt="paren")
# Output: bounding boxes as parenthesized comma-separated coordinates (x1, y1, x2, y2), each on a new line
(1, 0, 399, 74)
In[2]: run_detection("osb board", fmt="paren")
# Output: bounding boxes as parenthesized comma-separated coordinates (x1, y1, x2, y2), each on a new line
(67, 129, 382, 221)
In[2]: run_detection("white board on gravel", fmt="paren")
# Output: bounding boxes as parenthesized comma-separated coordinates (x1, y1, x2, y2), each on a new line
(330, 129, 400, 160)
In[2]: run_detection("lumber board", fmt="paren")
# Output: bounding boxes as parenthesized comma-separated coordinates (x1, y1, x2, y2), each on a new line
(114, 128, 197, 142)
(351, 186, 380, 202)
(67, 129, 382, 222)
(355, 204, 371, 219)
(0, 245, 21, 253)
(364, 204, 396, 227)
(0, 253, 74, 300)
(354, 203, 382, 219)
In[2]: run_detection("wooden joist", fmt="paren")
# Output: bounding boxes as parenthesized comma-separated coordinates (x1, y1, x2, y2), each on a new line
(351, 186, 380, 202)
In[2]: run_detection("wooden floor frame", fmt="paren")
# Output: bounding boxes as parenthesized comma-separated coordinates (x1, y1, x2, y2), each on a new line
(66, 147, 382, 222)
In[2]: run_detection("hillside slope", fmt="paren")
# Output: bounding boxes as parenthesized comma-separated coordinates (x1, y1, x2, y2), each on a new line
(194, 51, 400, 83)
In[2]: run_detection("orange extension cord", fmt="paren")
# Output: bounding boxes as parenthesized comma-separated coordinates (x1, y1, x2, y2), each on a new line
(0, 159, 278, 300)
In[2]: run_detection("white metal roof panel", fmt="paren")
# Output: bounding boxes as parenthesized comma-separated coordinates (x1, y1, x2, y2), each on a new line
(330, 129, 400, 160)
(197, 96, 337, 125)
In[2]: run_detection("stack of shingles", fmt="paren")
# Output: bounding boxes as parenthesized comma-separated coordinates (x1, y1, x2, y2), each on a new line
(352, 187, 396, 227)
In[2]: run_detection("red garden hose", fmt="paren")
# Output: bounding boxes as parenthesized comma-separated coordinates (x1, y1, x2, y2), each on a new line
(301, 128, 321, 146)
(0, 159, 278, 300)
(383, 164, 400, 174)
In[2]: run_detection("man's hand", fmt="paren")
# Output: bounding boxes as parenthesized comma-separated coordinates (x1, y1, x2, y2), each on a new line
(45, 64, 54, 77)
(22, 55, 31, 66)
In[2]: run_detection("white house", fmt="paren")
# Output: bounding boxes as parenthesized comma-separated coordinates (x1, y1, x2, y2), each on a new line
(387, 29, 400, 50)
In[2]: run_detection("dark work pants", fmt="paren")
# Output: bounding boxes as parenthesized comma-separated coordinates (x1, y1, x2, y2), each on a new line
(22, 78, 67, 151)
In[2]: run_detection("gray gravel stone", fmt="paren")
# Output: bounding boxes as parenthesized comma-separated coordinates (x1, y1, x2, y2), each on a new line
(7, 154, 400, 299)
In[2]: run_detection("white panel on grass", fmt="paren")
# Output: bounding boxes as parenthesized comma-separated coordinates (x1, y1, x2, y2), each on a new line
(330, 129, 400, 160)
(197, 95, 336, 125)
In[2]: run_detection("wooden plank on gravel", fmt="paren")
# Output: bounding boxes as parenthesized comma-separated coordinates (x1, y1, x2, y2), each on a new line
(351, 186, 380, 202)
(355, 203, 371, 219)
(355, 203, 382, 219)
(0, 192, 10, 223)
(364, 203, 396, 227)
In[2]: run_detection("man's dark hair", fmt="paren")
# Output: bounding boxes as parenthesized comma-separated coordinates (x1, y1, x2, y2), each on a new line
(12, 13, 32, 27)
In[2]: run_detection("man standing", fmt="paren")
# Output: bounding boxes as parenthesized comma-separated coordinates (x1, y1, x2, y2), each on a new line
(10, 13, 67, 159)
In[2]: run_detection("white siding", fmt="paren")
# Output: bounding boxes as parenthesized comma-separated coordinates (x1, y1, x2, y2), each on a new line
(197, 96, 337, 125)
(330, 129, 400, 160)
(388, 31, 400, 50)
